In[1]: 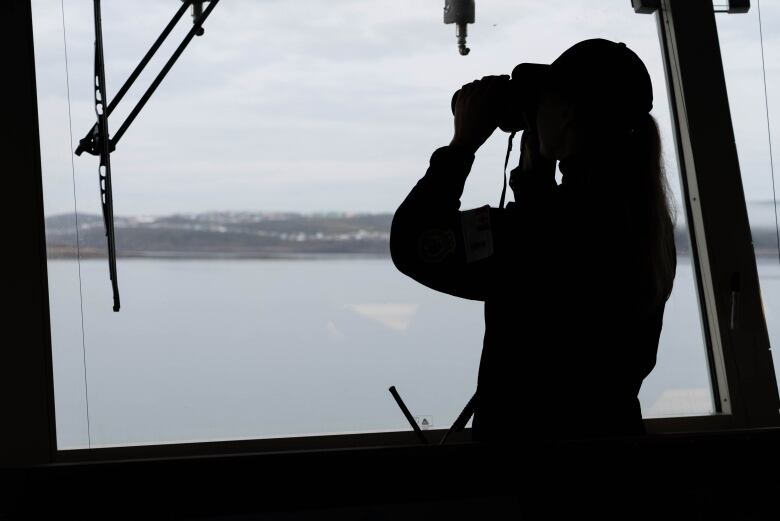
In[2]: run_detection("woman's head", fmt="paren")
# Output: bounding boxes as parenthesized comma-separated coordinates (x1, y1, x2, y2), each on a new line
(533, 38, 654, 160)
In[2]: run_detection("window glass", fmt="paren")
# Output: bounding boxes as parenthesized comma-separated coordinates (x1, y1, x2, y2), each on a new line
(34, 0, 713, 449)
(716, 3, 780, 392)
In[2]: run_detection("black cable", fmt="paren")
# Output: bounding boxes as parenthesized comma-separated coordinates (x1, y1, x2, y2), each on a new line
(499, 131, 517, 209)
(62, 0, 92, 447)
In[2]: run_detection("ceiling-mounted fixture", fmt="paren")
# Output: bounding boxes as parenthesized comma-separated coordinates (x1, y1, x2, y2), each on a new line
(443, 0, 475, 56)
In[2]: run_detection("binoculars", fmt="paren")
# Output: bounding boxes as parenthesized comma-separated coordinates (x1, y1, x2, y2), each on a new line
(450, 63, 548, 133)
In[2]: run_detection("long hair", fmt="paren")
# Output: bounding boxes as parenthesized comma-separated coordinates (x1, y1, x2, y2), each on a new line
(618, 113, 677, 310)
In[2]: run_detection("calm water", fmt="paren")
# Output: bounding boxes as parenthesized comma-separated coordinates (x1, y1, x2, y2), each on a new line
(47, 257, 780, 449)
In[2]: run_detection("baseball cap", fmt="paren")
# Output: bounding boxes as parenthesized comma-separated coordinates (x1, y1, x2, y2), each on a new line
(512, 38, 653, 128)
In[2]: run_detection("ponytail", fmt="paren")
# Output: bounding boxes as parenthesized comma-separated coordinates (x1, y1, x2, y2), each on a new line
(624, 114, 677, 309)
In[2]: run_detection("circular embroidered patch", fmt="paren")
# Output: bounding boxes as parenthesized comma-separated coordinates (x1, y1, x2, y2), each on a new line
(418, 228, 456, 263)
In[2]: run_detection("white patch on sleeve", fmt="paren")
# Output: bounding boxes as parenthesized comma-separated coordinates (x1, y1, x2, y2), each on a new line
(461, 205, 494, 263)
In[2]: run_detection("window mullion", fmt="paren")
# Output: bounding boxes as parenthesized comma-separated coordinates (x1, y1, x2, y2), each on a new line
(656, 0, 779, 427)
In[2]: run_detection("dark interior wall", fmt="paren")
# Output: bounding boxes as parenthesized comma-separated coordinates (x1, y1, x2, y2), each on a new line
(3, 432, 780, 519)
(0, 0, 57, 466)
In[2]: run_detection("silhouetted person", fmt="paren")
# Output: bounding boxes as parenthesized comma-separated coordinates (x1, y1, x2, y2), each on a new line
(390, 39, 676, 444)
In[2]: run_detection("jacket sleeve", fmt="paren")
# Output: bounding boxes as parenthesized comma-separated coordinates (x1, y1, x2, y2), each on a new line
(389, 145, 506, 301)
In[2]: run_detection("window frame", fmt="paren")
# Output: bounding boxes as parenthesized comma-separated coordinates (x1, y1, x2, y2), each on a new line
(652, 0, 779, 427)
(4, 0, 778, 467)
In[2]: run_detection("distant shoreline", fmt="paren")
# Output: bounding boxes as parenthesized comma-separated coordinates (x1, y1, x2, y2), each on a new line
(43, 249, 780, 260)
(43, 212, 780, 261)
(45, 248, 390, 261)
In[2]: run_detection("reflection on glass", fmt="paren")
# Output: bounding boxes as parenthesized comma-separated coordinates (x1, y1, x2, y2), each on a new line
(716, 4, 780, 394)
(34, 0, 712, 449)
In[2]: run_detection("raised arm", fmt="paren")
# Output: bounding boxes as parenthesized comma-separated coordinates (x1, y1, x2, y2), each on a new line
(390, 76, 558, 300)
(390, 144, 498, 301)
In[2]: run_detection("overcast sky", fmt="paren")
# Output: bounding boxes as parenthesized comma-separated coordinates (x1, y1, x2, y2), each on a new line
(32, 0, 779, 227)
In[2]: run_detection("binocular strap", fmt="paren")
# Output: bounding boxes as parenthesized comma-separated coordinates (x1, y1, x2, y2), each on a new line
(499, 131, 517, 209)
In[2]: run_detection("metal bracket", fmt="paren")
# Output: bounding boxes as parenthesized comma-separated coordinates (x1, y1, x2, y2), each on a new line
(632, 0, 661, 14)
(724, 0, 750, 14)
(635, 0, 751, 14)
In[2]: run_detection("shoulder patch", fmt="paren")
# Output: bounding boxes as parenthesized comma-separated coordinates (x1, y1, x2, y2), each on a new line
(461, 205, 494, 263)
(418, 228, 456, 263)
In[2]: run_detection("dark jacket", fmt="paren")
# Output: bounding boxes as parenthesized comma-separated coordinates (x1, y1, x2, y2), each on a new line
(390, 144, 673, 443)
